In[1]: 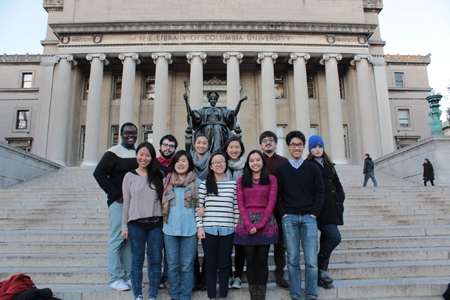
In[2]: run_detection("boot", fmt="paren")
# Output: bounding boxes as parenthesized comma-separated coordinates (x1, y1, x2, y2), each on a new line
(256, 285, 267, 300)
(318, 254, 334, 289)
(249, 285, 258, 300)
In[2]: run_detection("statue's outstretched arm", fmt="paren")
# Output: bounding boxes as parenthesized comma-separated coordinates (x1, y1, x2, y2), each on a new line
(232, 96, 248, 117)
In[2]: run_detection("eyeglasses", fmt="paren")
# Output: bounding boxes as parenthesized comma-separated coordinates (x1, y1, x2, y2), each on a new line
(162, 143, 176, 149)
(211, 160, 226, 166)
(122, 131, 137, 135)
(261, 138, 275, 143)
(289, 143, 304, 149)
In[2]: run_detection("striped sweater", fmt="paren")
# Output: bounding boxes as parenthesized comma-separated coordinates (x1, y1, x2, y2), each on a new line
(196, 179, 239, 229)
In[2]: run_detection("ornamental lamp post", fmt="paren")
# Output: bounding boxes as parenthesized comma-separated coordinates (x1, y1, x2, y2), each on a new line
(426, 89, 445, 136)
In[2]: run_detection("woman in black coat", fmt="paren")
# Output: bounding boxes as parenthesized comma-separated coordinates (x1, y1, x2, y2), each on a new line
(423, 158, 435, 186)
(307, 135, 345, 289)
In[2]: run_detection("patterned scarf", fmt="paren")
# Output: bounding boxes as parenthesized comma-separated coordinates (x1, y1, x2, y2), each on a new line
(162, 171, 199, 223)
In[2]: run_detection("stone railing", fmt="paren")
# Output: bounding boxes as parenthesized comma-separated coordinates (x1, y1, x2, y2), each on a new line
(363, 0, 383, 10)
(0, 142, 61, 189)
(43, 0, 64, 12)
(374, 136, 450, 186)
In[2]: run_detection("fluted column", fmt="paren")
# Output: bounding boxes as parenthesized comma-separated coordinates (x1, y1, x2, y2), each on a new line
(289, 53, 311, 142)
(118, 53, 140, 127)
(47, 55, 77, 166)
(223, 52, 243, 124)
(257, 53, 278, 132)
(151, 53, 173, 146)
(352, 55, 379, 158)
(320, 54, 346, 164)
(372, 56, 395, 155)
(82, 54, 109, 166)
(187, 52, 207, 109)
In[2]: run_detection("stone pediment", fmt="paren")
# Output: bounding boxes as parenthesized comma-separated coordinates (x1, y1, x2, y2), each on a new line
(203, 76, 226, 85)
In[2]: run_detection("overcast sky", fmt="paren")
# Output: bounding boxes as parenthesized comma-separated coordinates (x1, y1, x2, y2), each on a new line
(1, 0, 449, 115)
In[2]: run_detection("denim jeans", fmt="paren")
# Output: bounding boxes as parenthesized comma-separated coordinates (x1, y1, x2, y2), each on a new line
(108, 201, 131, 284)
(318, 224, 341, 258)
(162, 244, 169, 283)
(164, 234, 198, 300)
(282, 214, 318, 300)
(273, 214, 287, 281)
(128, 226, 163, 299)
(363, 173, 378, 186)
(201, 232, 234, 299)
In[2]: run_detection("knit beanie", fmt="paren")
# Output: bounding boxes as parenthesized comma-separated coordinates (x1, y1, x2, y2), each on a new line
(308, 135, 325, 152)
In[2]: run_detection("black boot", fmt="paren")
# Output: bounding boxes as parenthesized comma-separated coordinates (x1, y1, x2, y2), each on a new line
(318, 254, 334, 289)
(249, 285, 258, 300)
(256, 285, 267, 300)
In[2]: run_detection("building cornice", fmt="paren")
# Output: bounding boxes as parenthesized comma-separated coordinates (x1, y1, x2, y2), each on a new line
(43, 0, 64, 12)
(0, 54, 42, 64)
(0, 88, 40, 93)
(48, 21, 378, 38)
(388, 87, 431, 92)
(363, 0, 383, 13)
(386, 54, 431, 65)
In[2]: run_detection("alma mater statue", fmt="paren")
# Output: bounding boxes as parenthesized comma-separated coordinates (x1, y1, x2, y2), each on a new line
(183, 88, 247, 153)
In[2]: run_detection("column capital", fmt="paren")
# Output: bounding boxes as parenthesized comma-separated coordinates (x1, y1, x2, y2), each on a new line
(288, 53, 310, 65)
(54, 55, 78, 66)
(350, 54, 373, 66)
(151, 52, 173, 64)
(257, 53, 278, 64)
(320, 53, 342, 65)
(119, 53, 141, 65)
(186, 52, 207, 64)
(223, 52, 243, 64)
(86, 53, 109, 65)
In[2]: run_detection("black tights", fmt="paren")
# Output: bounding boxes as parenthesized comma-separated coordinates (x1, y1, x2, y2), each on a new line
(424, 179, 434, 186)
(244, 245, 270, 286)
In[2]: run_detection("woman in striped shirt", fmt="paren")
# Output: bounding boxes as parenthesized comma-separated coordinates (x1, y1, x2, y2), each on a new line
(196, 152, 239, 300)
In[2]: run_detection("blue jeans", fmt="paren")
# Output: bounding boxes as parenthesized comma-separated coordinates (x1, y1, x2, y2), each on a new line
(108, 202, 131, 284)
(363, 173, 378, 186)
(128, 226, 163, 299)
(164, 234, 198, 300)
(318, 224, 341, 258)
(282, 214, 318, 300)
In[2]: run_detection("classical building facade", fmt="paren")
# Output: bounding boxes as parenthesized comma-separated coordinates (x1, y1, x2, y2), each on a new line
(0, 0, 432, 166)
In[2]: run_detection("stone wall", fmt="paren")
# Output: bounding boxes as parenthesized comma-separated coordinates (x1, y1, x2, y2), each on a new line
(0, 142, 61, 189)
(374, 136, 450, 186)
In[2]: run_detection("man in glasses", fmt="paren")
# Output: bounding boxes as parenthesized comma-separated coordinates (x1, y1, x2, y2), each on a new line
(274, 131, 325, 300)
(258, 131, 289, 289)
(93, 122, 139, 291)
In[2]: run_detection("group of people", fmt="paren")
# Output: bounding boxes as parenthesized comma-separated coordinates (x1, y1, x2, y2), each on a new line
(94, 122, 346, 300)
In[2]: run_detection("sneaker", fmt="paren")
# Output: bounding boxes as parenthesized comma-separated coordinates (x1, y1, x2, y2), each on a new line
(276, 277, 290, 289)
(110, 279, 130, 291)
(228, 277, 234, 289)
(126, 279, 145, 288)
(231, 277, 241, 289)
(135, 296, 143, 300)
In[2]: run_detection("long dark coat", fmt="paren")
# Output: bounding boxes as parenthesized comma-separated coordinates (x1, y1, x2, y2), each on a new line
(423, 162, 435, 181)
(309, 159, 345, 226)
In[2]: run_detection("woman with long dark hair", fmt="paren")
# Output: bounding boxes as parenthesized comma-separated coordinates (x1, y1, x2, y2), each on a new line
(423, 158, 435, 186)
(307, 135, 345, 289)
(162, 150, 201, 300)
(121, 142, 164, 300)
(191, 134, 211, 181)
(196, 152, 238, 300)
(222, 137, 246, 289)
(234, 150, 278, 300)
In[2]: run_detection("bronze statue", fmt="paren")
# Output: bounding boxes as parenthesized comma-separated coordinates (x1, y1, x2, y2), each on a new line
(183, 83, 247, 153)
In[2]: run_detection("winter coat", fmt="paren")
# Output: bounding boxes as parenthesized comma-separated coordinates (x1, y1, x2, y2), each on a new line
(363, 157, 374, 174)
(423, 162, 435, 181)
(309, 159, 345, 226)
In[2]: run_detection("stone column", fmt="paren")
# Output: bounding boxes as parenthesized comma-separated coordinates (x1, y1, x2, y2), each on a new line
(289, 53, 311, 139)
(81, 54, 109, 166)
(223, 52, 243, 124)
(118, 53, 140, 127)
(352, 55, 379, 158)
(372, 56, 395, 155)
(257, 53, 278, 132)
(320, 54, 347, 164)
(151, 52, 173, 146)
(187, 52, 207, 109)
(47, 55, 77, 166)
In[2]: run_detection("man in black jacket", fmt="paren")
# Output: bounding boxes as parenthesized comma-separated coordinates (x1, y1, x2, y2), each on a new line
(93, 122, 138, 291)
(363, 153, 378, 187)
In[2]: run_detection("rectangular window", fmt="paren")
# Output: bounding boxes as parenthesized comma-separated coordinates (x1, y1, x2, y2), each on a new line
(343, 125, 350, 158)
(398, 109, 410, 127)
(83, 77, 89, 100)
(144, 75, 155, 99)
(276, 125, 287, 157)
(310, 125, 318, 136)
(79, 125, 86, 161)
(339, 75, 345, 99)
(274, 74, 285, 99)
(395, 72, 404, 87)
(307, 74, 315, 98)
(22, 73, 33, 88)
(111, 125, 119, 147)
(16, 110, 30, 130)
(142, 124, 154, 144)
(114, 76, 122, 99)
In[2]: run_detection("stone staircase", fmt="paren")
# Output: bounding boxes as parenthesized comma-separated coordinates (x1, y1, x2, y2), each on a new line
(1, 166, 449, 299)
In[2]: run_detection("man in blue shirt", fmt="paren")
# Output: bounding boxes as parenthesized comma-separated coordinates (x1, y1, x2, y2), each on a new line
(275, 131, 325, 300)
